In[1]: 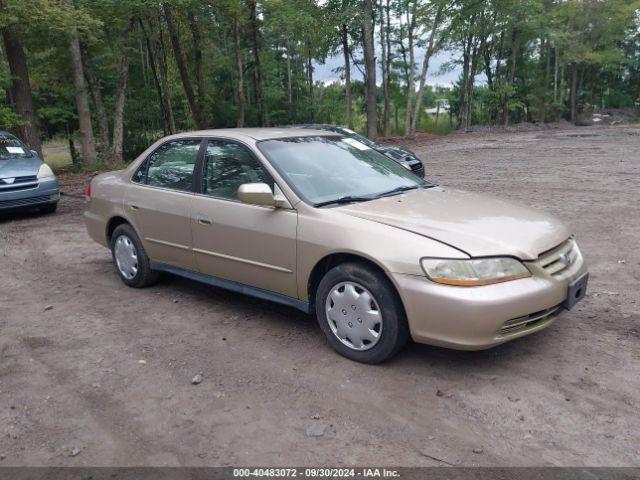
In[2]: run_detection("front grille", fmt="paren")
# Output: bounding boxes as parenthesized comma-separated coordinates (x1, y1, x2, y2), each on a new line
(13, 175, 38, 183)
(538, 239, 577, 276)
(0, 195, 50, 209)
(498, 304, 562, 336)
(0, 175, 39, 192)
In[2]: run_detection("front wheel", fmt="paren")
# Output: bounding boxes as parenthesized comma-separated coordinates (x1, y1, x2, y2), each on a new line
(110, 224, 158, 288)
(315, 262, 409, 364)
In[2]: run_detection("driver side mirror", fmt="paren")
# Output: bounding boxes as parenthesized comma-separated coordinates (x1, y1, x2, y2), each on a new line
(238, 183, 292, 209)
(238, 183, 276, 207)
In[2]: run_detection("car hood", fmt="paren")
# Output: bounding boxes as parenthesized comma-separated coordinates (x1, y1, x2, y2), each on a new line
(0, 156, 42, 178)
(336, 187, 570, 260)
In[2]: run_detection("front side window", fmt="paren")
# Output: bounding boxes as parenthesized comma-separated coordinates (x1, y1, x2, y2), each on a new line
(202, 140, 273, 200)
(257, 136, 428, 206)
(0, 136, 33, 159)
(133, 139, 201, 191)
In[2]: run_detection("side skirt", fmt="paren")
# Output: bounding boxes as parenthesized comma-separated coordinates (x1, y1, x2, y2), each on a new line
(150, 261, 310, 314)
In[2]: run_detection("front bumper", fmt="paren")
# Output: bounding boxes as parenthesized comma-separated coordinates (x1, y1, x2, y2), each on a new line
(0, 177, 59, 210)
(392, 251, 588, 350)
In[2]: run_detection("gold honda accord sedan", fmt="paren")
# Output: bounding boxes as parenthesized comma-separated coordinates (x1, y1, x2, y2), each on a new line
(84, 128, 588, 363)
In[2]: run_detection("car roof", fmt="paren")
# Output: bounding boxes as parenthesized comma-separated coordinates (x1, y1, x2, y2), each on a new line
(166, 127, 340, 142)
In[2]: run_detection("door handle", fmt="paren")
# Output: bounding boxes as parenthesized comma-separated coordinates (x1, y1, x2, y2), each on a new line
(129, 203, 139, 210)
(197, 218, 212, 225)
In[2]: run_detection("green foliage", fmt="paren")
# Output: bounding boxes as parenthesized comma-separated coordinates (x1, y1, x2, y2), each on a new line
(1, 0, 639, 167)
(0, 105, 24, 130)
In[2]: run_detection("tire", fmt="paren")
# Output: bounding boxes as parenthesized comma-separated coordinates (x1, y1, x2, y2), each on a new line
(40, 202, 58, 214)
(110, 223, 159, 288)
(315, 262, 409, 364)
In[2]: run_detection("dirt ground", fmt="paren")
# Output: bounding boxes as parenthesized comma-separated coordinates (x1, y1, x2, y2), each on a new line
(0, 124, 639, 467)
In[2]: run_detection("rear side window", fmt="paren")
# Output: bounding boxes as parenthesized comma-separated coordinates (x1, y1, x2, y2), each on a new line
(202, 140, 273, 200)
(133, 139, 201, 191)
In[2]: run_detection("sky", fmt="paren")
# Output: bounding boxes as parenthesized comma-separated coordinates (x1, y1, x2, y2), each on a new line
(314, 47, 463, 87)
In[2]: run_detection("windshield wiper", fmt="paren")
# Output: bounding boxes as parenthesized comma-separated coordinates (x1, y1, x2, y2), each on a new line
(314, 195, 374, 208)
(375, 185, 420, 198)
(375, 183, 437, 199)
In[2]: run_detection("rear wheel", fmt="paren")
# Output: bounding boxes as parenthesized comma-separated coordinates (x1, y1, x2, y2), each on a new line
(315, 262, 409, 364)
(110, 224, 158, 288)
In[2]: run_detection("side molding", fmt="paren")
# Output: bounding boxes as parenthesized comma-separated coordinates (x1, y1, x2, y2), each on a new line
(150, 261, 310, 314)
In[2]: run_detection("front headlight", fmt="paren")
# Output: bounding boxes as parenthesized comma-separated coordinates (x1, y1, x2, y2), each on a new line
(37, 163, 55, 179)
(420, 257, 531, 286)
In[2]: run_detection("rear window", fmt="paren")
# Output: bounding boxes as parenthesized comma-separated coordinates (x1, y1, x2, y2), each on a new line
(132, 139, 201, 192)
(0, 136, 33, 159)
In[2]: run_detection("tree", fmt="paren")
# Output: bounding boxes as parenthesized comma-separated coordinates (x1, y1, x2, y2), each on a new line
(409, 1, 447, 134)
(139, 14, 175, 135)
(163, 4, 207, 129)
(67, 0, 97, 166)
(233, 11, 245, 127)
(362, 0, 377, 139)
(247, 0, 267, 126)
(1, 22, 43, 156)
(2, 0, 639, 165)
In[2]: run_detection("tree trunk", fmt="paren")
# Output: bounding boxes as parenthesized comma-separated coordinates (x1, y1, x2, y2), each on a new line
(81, 43, 110, 159)
(163, 4, 207, 128)
(286, 44, 293, 121)
(403, 4, 416, 135)
(410, 5, 443, 134)
(139, 17, 173, 135)
(187, 11, 206, 111)
(378, 1, 390, 136)
(362, 0, 377, 139)
(553, 45, 559, 103)
(67, 16, 96, 166)
(307, 34, 314, 122)
(234, 15, 245, 127)
(542, 37, 551, 122)
(503, 28, 518, 126)
(466, 42, 478, 131)
(248, 0, 267, 126)
(570, 63, 578, 124)
(384, 0, 392, 135)
(111, 20, 135, 165)
(1, 24, 43, 157)
(495, 30, 504, 83)
(341, 24, 353, 129)
(155, 10, 176, 133)
(459, 34, 471, 129)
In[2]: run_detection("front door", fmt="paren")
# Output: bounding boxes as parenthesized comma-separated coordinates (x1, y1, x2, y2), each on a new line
(190, 139, 298, 298)
(124, 138, 203, 270)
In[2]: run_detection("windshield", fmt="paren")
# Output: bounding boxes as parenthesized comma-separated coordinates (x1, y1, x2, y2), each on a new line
(258, 136, 428, 206)
(0, 136, 33, 160)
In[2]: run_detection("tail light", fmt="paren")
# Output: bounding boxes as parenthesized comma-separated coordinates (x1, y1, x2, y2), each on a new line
(85, 182, 92, 200)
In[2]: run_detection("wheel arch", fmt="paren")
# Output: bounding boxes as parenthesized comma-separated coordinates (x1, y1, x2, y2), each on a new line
(306, 252, 405, 314)
(106, 216, 131, 244)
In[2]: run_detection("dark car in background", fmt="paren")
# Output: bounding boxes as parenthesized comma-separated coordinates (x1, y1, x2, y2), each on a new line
(291, 124, 425, 178)
(0, 132, 59, 214)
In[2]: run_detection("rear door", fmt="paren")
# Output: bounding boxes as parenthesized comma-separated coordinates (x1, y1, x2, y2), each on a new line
(124, 138, 204, 270)
(190, 139, 298, 297)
